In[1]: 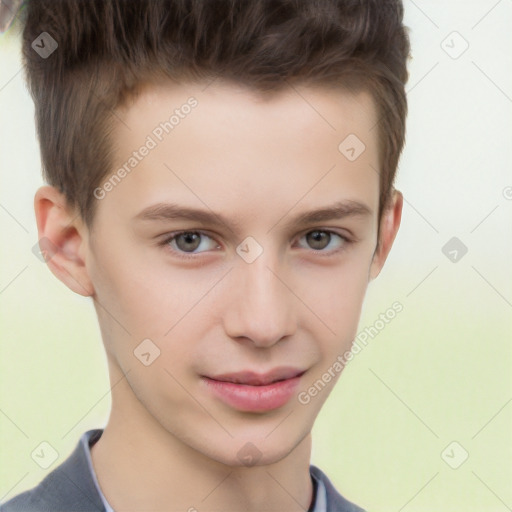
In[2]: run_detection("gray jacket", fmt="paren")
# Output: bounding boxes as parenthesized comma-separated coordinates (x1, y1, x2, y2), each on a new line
(1, 429, 365, 512)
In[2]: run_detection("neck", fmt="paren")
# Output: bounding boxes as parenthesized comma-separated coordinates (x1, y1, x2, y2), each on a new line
(90, 363, 314, 512)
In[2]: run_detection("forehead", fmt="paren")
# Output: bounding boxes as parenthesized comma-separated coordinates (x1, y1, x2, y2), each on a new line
(100, 80, 380, 227)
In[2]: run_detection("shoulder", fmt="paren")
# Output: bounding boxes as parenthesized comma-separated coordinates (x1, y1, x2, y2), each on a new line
(0, 430, 105, 512)
(310, 465, 367, 512)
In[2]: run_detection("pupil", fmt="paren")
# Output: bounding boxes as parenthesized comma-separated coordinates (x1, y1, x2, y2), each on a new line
(178, 232, 200, 251)
(308, 231, 328, 250)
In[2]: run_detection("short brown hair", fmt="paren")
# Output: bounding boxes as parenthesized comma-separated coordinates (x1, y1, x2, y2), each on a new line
(20, 0, 410, 229)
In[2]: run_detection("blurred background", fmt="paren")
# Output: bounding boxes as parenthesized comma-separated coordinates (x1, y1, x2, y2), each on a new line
(0, 1, 511, 511)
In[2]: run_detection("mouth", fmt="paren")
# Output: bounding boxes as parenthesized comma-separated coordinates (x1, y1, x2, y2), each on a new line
(207, 368, 306, 386)
(201, 367, 306, 412)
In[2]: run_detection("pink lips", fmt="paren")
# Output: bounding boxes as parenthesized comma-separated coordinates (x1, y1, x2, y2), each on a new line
(202, 367, 305, 412)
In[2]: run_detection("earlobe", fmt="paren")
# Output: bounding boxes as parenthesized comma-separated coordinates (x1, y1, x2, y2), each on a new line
(369, 189, 403, 281)
(34, 185, 94, 297)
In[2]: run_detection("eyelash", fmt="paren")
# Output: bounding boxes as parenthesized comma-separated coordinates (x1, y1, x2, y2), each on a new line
(158, 229, 353, 260)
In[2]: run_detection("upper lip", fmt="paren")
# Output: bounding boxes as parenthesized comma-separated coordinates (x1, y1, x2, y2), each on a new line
(206, 367, 306, 386)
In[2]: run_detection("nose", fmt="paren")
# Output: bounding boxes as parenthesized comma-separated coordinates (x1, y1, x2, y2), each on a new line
(223, 250, 297, 348)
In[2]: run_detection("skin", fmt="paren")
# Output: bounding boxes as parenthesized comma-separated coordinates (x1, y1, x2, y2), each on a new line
(34, 80, 402, 511)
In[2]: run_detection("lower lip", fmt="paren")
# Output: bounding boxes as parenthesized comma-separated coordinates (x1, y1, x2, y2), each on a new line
(202, 376, 302, 412)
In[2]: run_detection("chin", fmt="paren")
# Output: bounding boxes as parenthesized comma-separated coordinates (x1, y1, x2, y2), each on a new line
(198, 431, 308, 469)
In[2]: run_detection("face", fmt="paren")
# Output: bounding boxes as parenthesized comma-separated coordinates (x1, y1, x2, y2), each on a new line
(39, 80, 401, 466)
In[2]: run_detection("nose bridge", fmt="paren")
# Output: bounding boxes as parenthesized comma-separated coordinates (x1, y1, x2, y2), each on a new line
(225, 245, 296, 347)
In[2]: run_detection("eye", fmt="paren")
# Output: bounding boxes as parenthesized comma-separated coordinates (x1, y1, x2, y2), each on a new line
(160, 230, 220, 256)
(295, 230, 349, 253)
(159, 228, 351, 259)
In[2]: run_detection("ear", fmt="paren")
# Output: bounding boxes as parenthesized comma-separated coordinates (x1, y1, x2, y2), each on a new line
(369, 189, 403, 281)
(34, 185, 94, 297)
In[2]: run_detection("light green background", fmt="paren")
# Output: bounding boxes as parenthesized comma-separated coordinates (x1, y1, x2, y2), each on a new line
(1, 1, 511, 511)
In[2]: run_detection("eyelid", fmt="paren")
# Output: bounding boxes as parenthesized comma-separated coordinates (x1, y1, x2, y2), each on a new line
(295, 226, 353, 242)
(158, 229, 220, 258)
(294, 228, 352, 256)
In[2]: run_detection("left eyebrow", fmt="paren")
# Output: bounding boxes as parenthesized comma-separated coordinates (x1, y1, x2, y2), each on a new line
(279, 200, 372, 231)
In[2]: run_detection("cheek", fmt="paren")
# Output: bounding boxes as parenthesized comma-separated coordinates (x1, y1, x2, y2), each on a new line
(90, 251, 221, 374)
(298, 256, 370, 321)
(90, 241, 196, 331)
(295, 253, 372, 363)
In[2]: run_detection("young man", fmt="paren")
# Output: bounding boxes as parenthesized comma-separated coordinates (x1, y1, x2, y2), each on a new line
(1, 1, 409, 510)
